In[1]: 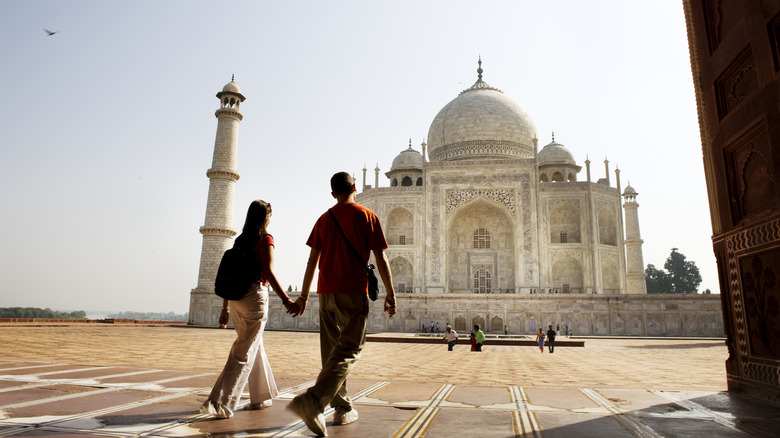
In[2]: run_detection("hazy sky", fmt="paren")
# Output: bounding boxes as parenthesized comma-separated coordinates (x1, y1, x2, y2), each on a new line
(0, 1, 715, 315)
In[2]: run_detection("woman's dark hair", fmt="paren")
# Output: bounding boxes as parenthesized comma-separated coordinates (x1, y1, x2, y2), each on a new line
(236, 200, 271, 246)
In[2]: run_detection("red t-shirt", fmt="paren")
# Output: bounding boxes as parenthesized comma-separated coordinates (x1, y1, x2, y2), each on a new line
(249, 234, 274, 286)
(306, 202, 387, 294)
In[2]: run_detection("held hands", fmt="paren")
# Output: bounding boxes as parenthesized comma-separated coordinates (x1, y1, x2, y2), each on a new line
(288, 296, 308, 317)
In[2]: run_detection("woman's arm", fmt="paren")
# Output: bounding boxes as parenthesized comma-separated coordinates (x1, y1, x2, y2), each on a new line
(259, 239, 294, 312)
(218, 299, 229, 328)
(290, 247, 320, 317)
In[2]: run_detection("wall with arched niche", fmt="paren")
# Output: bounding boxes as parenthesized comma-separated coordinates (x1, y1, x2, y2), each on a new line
(390, 256, 414, 293)
(601, 258, 620, 293)
(445, 198, 516, 293)
(386, 207, 414, 245)
(550, 204, 581, 243)
(598, 207, 617, 246)
(551, 256, 583, 292)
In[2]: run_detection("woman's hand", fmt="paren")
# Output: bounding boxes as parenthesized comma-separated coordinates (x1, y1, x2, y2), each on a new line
(218, 307, 230, 328)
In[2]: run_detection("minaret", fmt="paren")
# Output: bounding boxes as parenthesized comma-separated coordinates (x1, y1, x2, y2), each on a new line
(189, 77, 246, 325)
(622, 183, 647, 294)
(374, 163, 380, 189)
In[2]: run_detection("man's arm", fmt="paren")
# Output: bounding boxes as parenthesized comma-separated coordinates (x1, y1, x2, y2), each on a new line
(292, 247, 320, 317)
(373, 249, 396, 317)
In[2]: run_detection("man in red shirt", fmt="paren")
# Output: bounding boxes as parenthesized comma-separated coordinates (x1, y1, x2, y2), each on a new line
(287, 172, 396, 436)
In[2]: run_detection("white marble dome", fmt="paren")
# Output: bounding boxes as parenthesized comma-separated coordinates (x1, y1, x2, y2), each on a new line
(538, 139, 576, 166)
(216, 78, 246, 102)
(222, 80, 242, 94)
(391, 145, 423, 170)
(426, 64, 537, 162)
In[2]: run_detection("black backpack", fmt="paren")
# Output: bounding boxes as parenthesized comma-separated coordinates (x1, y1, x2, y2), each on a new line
(214, 238, 262, 300)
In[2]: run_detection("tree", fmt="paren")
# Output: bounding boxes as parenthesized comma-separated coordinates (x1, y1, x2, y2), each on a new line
(645, 264, 672, 294)
(664, 248, 702, 294)
(645, 248, 702, 294)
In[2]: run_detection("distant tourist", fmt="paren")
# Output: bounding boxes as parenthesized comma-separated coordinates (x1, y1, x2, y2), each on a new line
(536, 328, 545, 353)
(470, 332, 477, 351)
(504, 325, 508, 335)
(547, 325, 557, 353)
(565, 325, 569, 337)
(435, 322, 440, 333)
(200, 200, 297, 419)
(443, 325, 458, 351)
(473, 325, 485, 352)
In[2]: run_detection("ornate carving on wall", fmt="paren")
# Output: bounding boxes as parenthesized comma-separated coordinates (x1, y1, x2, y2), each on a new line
(596, 200, 614, 214)
(430, 173, 532, 284)
(716, 48, 759, 119)
(473, 264, 493, 273)
(723, 120, 776, 223)
(429, 140, 534, 161)
(386, 249, 415, 264)
(600, 251, 619, 264)
(550, 249, 583, 263)
(383, 202, 418, 218)
(446, 189, 515, 215)
(548, 199, 581, 211)
(725, 217, 780, 388)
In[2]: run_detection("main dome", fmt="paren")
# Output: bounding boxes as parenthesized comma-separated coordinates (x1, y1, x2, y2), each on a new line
(426, 62, 537, 162)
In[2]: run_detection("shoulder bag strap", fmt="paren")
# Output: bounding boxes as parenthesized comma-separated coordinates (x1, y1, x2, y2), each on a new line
(328, 209, 370, 272)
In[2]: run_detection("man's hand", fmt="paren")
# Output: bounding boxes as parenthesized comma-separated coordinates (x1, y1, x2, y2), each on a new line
(383, 294, 396, 317)
(218, 308, 229, 328)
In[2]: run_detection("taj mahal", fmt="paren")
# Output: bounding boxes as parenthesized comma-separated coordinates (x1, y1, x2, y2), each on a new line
(189, 63, 723, 337)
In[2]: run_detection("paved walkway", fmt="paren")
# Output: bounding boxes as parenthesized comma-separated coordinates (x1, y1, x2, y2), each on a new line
(0, 324, 776, 437)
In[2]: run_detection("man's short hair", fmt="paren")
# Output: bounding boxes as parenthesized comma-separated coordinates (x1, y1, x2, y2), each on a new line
(331, 172, 355, 195)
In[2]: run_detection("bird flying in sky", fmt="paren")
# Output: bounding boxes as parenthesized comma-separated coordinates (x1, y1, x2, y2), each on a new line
(44, 29, 58, 36)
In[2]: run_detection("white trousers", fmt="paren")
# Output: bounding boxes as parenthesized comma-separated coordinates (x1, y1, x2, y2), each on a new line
(204, 284, 278, 416)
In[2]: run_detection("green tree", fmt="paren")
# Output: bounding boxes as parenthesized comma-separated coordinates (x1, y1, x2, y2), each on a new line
(645, 264, 672, 294)
(664, 248, 702, 294)
(645, 248, 702, 294)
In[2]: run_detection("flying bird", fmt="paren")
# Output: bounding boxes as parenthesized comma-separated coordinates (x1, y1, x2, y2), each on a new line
(43, 28, 58, 36)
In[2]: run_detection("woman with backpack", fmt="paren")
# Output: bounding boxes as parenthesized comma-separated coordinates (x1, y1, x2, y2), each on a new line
(200, 200, 297, 419)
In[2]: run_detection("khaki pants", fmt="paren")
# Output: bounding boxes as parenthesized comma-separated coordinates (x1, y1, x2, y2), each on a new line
(305, 293, 369, 412)
(207, 284, 278, 411)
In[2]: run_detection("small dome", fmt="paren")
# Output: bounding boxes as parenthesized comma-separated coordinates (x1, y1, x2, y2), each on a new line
(222, 80, 242, 94)
(538, 139, 576, 166)
(216, 77, 246, 102)
(391, 144, 423, 171)
(623, 184, 637, 196)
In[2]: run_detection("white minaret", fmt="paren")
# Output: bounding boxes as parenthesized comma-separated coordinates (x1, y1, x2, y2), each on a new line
(189, 77, 246, 325)
(622, 183, 648, 294)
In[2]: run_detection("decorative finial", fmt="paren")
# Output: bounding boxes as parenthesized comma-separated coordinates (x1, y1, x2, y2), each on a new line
(409, 138, 412, 149)
(477, 56, 483, 80)
(552, 131, 555, 142)
(231, 74, 235, 82)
